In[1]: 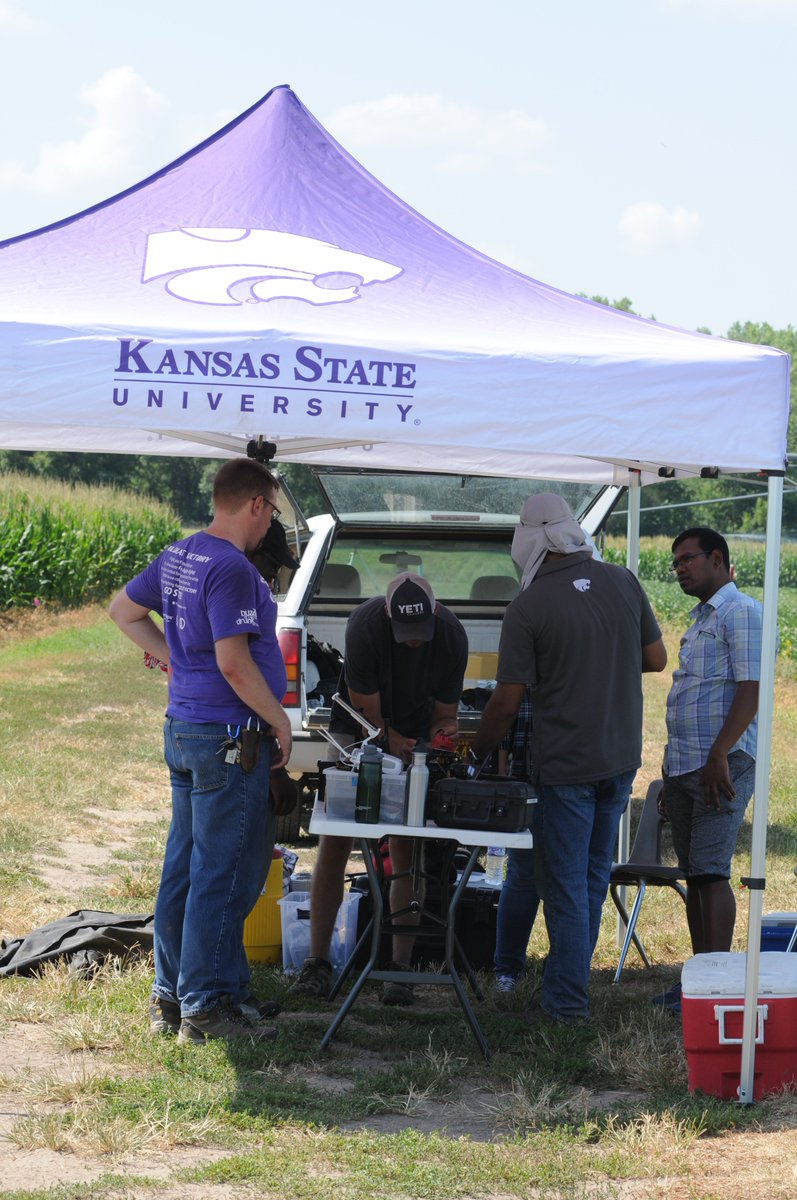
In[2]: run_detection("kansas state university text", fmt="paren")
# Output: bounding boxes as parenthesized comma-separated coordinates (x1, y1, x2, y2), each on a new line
(115, 339, 416, 389)
(111, 385, 416, 424)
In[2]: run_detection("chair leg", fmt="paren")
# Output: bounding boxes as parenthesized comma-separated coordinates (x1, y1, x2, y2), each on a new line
(610, 882, 652, 970)
(611, 881, 652, 983)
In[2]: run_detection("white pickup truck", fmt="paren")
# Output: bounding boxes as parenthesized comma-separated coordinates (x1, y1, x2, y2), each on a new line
(271, 469, 620, 839)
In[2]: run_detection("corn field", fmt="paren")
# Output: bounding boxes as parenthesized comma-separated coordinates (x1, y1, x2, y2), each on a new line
(0, 473, 182, 608)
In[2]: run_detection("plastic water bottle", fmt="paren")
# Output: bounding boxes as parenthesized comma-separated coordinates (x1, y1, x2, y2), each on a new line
(404, 747, 429, 826)
(355, 744, 383, 823)
(484, 846, 506, 887)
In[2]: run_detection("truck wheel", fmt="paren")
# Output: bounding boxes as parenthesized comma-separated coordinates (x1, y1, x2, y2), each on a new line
(274, 804, 302, 845)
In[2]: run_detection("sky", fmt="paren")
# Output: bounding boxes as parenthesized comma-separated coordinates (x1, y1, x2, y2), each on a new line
(1, 0, 795, 338)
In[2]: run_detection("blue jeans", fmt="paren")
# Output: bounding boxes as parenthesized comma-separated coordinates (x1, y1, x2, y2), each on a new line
(539, 770, 636, 1021)
(153, 719, 276, 1016)
(494, 848, 540, 977)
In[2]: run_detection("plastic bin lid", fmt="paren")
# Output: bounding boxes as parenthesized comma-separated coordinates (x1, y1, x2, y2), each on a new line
(682, 951, 797, 997)
(761, 912, 797, 926)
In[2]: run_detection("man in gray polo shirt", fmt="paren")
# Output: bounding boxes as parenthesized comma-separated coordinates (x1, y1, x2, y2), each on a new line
(472, 493, 667, 1024)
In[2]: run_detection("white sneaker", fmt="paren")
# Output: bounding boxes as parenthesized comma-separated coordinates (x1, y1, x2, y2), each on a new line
(495, 973, 517, 993)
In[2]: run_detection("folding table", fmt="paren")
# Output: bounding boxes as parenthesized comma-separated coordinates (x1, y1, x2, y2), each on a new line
(308, 803, 533, 1059)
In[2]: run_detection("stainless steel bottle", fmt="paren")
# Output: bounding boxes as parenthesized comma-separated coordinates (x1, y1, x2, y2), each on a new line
(404, 747, 429, 826)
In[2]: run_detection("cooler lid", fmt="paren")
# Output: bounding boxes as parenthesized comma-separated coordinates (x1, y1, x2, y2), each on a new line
(682, 951, 797, 997)
(761, 912, 797, 927)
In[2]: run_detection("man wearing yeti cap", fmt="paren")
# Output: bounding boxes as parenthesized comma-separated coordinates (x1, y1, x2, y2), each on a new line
(290, 572, 467, 1005)
(385, 573, 437, 643)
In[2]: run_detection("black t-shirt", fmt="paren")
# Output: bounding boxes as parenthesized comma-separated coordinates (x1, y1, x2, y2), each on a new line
(496, 552, 661, 784)
(337, 597, 468, 738)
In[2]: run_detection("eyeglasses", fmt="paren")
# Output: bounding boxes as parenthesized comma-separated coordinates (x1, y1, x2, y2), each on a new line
(670, 551, 710, 572)
(252, 495, 281, 521)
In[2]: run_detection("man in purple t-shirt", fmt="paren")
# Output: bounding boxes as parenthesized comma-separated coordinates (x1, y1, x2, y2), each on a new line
(109, 458, 291, 1044)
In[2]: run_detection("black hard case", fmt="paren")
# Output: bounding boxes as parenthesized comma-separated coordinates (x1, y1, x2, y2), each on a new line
(428, 775, 535, 833)
(350, 869, 499, 972)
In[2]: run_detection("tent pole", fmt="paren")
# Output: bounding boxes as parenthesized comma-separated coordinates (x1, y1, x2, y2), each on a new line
(738, 471, 783, 1104)
(616, 470, 642, 947)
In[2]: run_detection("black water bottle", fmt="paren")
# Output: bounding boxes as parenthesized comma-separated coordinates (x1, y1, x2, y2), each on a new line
(355, 744, 383, 823)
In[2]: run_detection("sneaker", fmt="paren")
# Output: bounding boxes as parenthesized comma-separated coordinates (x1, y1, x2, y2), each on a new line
(381, 961, 415, 1007)
(149, 994, 181, 1035)
(288, 957, 334, 1000)
(651, 982, 682, 1009)
(495, 973, 518, 994)
(238, 993, 282, 1022)
(177, 998, 278, 1044)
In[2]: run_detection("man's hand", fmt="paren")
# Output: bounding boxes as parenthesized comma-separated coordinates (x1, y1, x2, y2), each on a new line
(268, 714, 293, 770)
(269, 766, 298, 814)
(702, 749, 735, 810)
(700, 681, 758, 810)
(387, 727, 417, 760)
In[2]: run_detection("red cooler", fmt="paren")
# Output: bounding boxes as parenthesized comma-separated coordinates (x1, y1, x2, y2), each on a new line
(682, 952, 797, 1100)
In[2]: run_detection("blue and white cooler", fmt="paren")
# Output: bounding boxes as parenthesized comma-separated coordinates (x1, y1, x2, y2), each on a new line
(760, 912, 797, 954)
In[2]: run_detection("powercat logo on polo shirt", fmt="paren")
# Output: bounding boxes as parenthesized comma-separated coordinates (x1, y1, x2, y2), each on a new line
(236, 608, 258, 626)
(142, 228, 403, 307)
(572, 579, 591, 592)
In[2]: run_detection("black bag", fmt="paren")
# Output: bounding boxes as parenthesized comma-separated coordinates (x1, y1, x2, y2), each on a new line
(349, 872, 499, 972)
(428, 775, 535, 832)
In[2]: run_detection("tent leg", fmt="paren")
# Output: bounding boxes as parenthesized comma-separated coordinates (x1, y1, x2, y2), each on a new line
(739, 472, 783, 1104)
(616, 471, 641, 947)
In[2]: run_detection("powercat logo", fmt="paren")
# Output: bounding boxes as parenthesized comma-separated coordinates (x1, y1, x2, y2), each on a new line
(142, 227, 403, 306)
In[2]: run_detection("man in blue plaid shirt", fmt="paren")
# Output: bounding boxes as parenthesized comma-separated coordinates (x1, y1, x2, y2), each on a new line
(661, 527, 762, 986)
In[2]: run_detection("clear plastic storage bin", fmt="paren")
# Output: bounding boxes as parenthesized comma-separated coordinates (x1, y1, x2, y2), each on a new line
(323, 767, 406, 823)
(278, 890, 361, 975)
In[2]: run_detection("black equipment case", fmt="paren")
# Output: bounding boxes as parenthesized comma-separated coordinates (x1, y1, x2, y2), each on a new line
(428, 775, 535, 833)
(350, 866, 500, 972)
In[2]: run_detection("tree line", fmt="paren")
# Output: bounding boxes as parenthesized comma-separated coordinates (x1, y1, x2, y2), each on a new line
(1, 312, 794, 535)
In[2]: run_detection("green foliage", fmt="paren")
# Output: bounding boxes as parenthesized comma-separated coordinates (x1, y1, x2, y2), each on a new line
(603, 537, 797, 588)
(576, 293, 638, 314)
(0, 449, 222, 525)
(604, 538, 797, 661)
(0, 472, 181, 608)
(604, 476, 779, 538)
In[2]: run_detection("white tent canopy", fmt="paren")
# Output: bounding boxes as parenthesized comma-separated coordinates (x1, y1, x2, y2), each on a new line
(0, 84, 790, 1102)
(0, 84, 789, 482)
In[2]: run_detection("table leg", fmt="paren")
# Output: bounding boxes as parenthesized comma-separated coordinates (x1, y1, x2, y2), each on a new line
(319, 838, 384, 1050)
(445, 845, 492, 1059)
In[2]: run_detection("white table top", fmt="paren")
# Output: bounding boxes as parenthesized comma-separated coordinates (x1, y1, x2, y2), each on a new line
(309, 802, 533, 848)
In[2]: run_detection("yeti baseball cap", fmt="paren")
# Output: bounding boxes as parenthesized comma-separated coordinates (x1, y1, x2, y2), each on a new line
(385, 573, 436, 642)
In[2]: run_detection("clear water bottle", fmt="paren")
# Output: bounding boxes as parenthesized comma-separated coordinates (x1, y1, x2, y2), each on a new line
(355, 744, 383, 823)
(484, 846, 506, 887)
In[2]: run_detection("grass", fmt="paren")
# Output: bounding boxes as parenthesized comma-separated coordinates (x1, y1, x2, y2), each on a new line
(1, 605, 797, 1199)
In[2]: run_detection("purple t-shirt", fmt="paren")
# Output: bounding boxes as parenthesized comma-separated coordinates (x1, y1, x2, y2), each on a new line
(126, 530, 287, 723)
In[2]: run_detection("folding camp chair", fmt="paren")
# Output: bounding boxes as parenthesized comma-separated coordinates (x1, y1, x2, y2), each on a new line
(609, 779, 688, 983)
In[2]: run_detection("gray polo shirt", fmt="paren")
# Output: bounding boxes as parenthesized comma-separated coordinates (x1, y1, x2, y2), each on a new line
(496, 551, 661, 785)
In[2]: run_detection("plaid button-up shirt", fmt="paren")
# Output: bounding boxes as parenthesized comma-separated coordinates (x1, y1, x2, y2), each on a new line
(665, 582, 763, 777)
